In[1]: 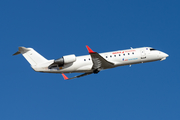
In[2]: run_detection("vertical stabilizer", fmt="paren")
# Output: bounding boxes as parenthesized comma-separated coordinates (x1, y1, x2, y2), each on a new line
(13, 47, 48, 66)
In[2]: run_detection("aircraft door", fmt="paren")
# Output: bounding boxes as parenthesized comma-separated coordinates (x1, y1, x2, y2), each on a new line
(141, 49, 146, 59)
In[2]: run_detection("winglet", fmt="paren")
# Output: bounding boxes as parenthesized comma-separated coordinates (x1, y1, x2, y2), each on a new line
(62, 73, 69, 80)
(86, 45, 95, 53)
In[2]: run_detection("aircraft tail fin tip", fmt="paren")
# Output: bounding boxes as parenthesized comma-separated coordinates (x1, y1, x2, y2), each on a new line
(13, 46, 48, 66)
(13, 47, 30, 56)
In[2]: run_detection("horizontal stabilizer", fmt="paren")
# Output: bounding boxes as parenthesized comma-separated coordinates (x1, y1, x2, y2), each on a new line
(13, 51, 21, 56)
(13, 46, 48, 66)
(13, 47, 30, 56)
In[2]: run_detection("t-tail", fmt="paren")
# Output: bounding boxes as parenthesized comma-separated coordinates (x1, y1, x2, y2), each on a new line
(13, 47, 53, 71)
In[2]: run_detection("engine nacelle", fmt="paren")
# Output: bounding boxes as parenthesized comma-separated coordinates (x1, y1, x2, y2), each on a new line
(63, 54, 76, 64)
(49, 54, 76, 68)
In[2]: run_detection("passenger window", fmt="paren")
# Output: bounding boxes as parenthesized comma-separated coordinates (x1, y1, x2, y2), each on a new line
(132, 52, 134, 54)
(119, 54, 121, 56)
(110, 55, 112, 57)
(128, 53, 130, 55)
(84, 59, 86, 61)
(106, 56, 108, 58)
(89, 58, 90, 60)
(114, 55, 116, 57)
(123, 54, 125, 56)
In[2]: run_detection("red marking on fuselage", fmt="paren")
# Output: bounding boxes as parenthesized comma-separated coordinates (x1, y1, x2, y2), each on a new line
(112, 51, 121, 54)
(112, 50, 136, 54)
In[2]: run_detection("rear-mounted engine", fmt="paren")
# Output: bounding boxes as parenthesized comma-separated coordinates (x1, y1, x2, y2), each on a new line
(48, 54, 76, 69)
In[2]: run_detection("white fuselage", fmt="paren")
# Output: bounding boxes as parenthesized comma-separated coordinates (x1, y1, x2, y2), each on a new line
(32, 47, 168, 73)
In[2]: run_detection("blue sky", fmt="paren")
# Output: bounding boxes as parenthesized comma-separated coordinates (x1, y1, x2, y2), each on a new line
(0, 0, 180, 120)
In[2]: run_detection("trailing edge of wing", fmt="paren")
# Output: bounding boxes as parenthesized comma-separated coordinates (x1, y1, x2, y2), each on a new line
(62, 73, 93, 80)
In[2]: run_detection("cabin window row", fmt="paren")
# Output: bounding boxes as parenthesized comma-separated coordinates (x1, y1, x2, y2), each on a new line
(83, 52, 135, 61)
(106, 52, 134, 58)
(84, 58, 91, 61)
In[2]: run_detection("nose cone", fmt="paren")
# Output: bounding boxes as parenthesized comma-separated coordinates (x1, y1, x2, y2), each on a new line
(162, 52, 169, 58)
(159, 52, 169, 61)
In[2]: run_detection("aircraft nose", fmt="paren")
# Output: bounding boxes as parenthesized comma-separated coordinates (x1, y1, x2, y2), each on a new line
(159, 52, 169, 61)
(163, 52, 169, 58)
(159, 51, 169, 57)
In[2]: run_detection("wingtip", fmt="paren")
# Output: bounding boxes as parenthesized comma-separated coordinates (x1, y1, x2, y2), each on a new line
(86, 45, 95, 53)
(62, 73, 69, 80)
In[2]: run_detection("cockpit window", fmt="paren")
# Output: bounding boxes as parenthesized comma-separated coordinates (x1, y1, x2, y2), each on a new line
(150, 48, 157, 51)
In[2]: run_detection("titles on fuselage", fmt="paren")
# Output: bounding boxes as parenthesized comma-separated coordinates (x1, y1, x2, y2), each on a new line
(112, 50, 136, 54)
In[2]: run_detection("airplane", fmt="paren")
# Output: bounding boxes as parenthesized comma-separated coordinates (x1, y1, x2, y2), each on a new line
(13, 45, 169, 80)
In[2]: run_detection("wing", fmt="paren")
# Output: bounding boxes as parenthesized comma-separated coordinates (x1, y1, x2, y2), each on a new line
(62, 72, 93, 80)
(61, 45, 114, 80)
(86, 45, 114, 71)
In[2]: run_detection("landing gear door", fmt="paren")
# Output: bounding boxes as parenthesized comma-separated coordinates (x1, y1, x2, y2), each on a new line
(141, 49, 146, 59)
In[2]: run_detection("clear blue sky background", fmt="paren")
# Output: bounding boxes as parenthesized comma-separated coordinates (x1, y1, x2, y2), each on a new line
(0, 0, 180, 120)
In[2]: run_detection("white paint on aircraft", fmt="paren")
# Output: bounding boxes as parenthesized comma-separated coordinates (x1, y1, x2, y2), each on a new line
(13, 46, 169, 80)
